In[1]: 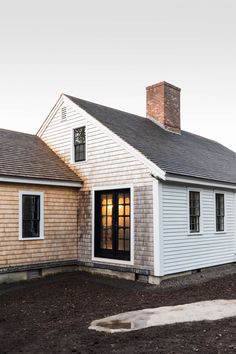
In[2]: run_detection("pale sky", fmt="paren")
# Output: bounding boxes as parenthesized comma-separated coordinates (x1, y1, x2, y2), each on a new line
(0, 0, 235, 151)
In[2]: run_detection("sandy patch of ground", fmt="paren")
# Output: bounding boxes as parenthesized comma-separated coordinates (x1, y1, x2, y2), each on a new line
(90, 299, 236, 333)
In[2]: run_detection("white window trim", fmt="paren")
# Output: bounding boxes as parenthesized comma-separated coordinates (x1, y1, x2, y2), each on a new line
(187, 188, 203, 236)
(19, 191, 44, 240)
(91, 184, 134, 266)
(71, 124, 87, 164)
(214, 190, 227, 234)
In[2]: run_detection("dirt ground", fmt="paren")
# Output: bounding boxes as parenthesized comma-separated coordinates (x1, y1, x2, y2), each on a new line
(0, 270, 236, 354)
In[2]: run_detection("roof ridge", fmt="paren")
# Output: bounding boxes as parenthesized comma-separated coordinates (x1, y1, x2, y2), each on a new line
(64, 94, 147, 121)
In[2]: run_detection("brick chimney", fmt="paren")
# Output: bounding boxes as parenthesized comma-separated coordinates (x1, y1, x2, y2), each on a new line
(146, 81, 181, 134)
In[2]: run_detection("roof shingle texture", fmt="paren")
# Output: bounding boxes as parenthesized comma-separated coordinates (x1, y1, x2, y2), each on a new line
(0, 129, 81, 183)
(66, 95, 236, 185)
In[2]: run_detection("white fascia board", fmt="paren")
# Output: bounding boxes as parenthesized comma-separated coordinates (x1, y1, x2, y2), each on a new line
(0, 176, 82, 188)
(37, 94, 64, 137)
(63, 95, 166, 181)
(166, 175, 236, 190)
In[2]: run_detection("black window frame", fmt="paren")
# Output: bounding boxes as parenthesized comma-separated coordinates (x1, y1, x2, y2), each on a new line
(21, 194, 41, 239)
(74, 126, 86, 162)
(94, 189, 131, 261)
(215, 193, 225, 232)
(189, 190, 201, 234)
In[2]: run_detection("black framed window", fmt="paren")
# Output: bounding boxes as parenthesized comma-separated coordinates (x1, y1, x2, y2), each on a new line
(94, 189, 131, 260)
(215, 193, 225, 232)
(74, 126, 86, 162)
(189, 191, 200, 233)
(22, 195, 40, 238)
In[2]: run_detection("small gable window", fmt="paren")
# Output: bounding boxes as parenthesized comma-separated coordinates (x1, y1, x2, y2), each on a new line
(215, 193, 225, 232)
(189, 191, 200, 233)
(19, 192, 44, 240)
(74, 126, 86, 162)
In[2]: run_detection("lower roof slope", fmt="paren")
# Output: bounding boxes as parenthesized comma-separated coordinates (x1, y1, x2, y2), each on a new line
(0, 128, 81, 184)
(66, 95, 236, 185)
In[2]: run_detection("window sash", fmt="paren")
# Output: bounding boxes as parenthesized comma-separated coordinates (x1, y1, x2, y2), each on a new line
(22, 195, 40, 238)
(215, 193, 225, 232)
(189, 191, 200, 233)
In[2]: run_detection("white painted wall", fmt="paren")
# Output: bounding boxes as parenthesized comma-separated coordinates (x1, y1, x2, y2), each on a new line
(161, 183, 236, 275)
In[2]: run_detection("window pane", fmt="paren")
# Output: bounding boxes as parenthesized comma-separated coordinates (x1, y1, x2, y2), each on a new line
(74, 127, 85, 144)
(75, 143, 86, 162)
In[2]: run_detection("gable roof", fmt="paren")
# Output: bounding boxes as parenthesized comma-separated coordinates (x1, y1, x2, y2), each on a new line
(66, 95, 236, 185)
(0, 128, 81, 186)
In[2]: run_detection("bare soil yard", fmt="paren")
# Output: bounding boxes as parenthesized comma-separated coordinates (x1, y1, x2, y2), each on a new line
(0, 269, 236, 354)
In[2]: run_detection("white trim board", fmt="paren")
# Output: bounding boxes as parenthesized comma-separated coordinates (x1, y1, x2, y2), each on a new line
(166, 175, 236, 190)
(153, 179, 164, 276)
(0, 176, 82, 188)
(19, 191, 44, 240)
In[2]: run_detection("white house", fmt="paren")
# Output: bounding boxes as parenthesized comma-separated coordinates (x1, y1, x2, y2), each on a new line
(0, 81, 236, 284)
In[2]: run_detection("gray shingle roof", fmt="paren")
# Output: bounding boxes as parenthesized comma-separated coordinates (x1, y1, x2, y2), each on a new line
(66, 95, 236, 185)
(0, 128, 81, 184)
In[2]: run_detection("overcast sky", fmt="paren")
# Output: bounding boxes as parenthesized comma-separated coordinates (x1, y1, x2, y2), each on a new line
(0, 0, 235, 151)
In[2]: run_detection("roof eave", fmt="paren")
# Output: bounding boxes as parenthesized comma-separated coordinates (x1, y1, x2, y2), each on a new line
(0, 175, 82, 188)
(165, 173, 236, 190)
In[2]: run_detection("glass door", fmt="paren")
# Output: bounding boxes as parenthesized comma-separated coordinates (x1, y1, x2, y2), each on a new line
(94, 189, 130, 260)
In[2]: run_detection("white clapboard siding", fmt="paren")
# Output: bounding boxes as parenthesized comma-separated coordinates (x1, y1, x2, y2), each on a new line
(161, 184, 236, 275)
(40, 103, 155, 272)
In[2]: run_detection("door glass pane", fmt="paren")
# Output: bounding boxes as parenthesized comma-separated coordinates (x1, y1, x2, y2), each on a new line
(118, 217, 124, 227)
(107, 194, 112, 204)
(125, 240, 130, 251)
(107, 216, 112, 227)
(106, 228, 112, 249)
(107, 205, 113, 215)
(125, 217, 130, 227)
(118, 194, 124, 204)
(102, 216, 107, 226)
(101, 195, 106, 205)
(119, 205, 124, 216)
(125, 195, 130, 204)
(125, 205, 130, 215)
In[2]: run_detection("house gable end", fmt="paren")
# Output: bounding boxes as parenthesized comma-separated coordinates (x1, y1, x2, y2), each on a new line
(37, 94, 166, 181)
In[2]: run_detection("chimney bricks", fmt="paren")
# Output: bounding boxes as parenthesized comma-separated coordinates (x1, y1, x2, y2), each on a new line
(146, 81, 181, 134)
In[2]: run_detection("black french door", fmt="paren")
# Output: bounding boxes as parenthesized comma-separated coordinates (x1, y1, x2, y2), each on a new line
(94, 189, 131, 261)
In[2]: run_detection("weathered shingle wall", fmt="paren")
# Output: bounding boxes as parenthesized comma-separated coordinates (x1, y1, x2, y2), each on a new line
(0, 183, 78, 268)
